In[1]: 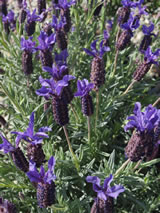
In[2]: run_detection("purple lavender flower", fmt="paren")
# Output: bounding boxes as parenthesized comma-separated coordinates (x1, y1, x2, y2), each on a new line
(116, 14, 139, 51)
(0, 133, 29, 172)
(124, 102, 160, 162)
(74, 79, 94, 116)
(86, 174, 125, 201)
(74, 79, 94, 97)
(19, 0, 27, 24)
(83, 40, 110, 59)
(0, 0, 7, 17)
(52, 15, 68, 50)
(36, 75, 75, 97)
(11, 112, 51, 147)
(55, 49, 68, 66)
(43, 64, 68, 81)
(37, 31, 56, 51)
(124, 102, 159, 133)
(117, 0, 136, 25)
(25, 9, 39, 36)
(37, 31, 55, 67)
(0, 197, 17, 213)
(52, 15, 66, 31)
(53, 0, 76, 32)
(0, 133, 14, 154)
(144, 47, 160, 65)
(27, 156, 56, 208)
(139, 23, 155, 53)
(103, 30, 110, 47)
(106, 20, 113, 32)
(2, 10, 16, 33)
(21, 36, 36, 52)
(27, 156, 56, 183)
(53, 0, 76, 10)
(84, 40, 110, 91)
(21, 37, 36, 75)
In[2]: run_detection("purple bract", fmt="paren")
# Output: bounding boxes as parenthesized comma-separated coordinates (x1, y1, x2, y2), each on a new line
(74, 79, 94, 97)
(26, 9, 39, 23)
(144, 47, 160, 65)
(83, 40, 110, 59)
(52, 15, 66, 31)
(53, 0, 76, 10)
(124, 102, 160, 133)
(36, 75, 75, 97)
(86, 174, 125, 201)
(37, 31, 56, 51)
(55, 49, 68, 66)
(43, 64, 67, 79)
(27, 156, 56, 184)
(142, 23, 155, 36)
(0, 133, 15, 154)
(21, 36, 36, 53)
(11, 112, 51, 147)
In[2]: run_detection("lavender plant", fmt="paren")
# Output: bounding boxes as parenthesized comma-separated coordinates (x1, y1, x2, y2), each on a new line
(0, 0, 160, 212)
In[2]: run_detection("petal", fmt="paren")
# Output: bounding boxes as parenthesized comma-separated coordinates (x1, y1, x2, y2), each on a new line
(34, 132, 49, 138)
(103, 174, 113, 190)
(86, 176, 101, 185)
(26, 171, 41, 183)
(97, 191, 107, 201)
(107, 185, 125, 199)
(83, 48, 95, 57)
(48, 156, 55, 171)
(26, 112, 34, 138)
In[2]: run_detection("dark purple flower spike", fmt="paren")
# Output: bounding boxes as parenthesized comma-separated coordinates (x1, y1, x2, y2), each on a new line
(84, 40, 110, 91)
(52, 15, 68, 50)
(37, 0, 46, 15)
(11, 112, 51, 167)
(19, 0, 27, 24)
(0, 0, 7, 17)
(37, 31, 56, 67)
(124, 102, 160, 162)
(27, 156, 56, 208)
(86, 174, 125, 212)
(117, 0, 136, 26)
(133, 47, 160, 81)
(53, 0, 76, 33)
(2, 10, 16, 34)
(0, 197, 17, 213)
(116, 14, 140, 51)
(0, 133, 29, 172)
(139, 23, 156, 53)
(25, 9, 39, 36)
(21, 36, 36, 76)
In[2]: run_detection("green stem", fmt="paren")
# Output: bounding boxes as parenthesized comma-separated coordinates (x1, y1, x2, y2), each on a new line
(87, 116, 91, 144)
(114, 158, 131, 177)
(133, 159, 142, 171)
(95, 90, 99, 130)
(63, 125, 80, 172)
(113, 50, 119, 76)
(153, 97, 160, 107)
(122, 80, 137, 96)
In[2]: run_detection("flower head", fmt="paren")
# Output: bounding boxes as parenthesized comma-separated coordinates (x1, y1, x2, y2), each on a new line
(11, 112, 51, 147)
(52, 15, 66, 31)
(26, 9, 39, 23)
(121, 13, 140, 32)
(27, 156, 56, 184)
(83, 40, 110, 59)
(21, 36, 36, 53)
(124, 102, 160, 133)
(144, 47, 160, 65)
(121, 0, 136, 7)
(86, 174, 125, 201)
(36, 75, 75, 97)
(142, 23, 155, 36)
(37, 31, 56, 51)
(0, 133, 15, 154)
(53, 0, 76, 10)
(55, 49, 68, 66)
(74, 79, 94, 97)
(43, 64, 68, 80)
